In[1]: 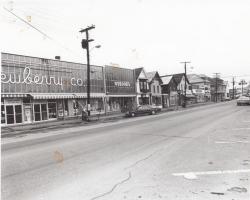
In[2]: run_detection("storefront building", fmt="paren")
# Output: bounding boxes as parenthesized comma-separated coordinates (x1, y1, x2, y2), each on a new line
(1, 53, 105, 125)
(104, 65, 136, 112)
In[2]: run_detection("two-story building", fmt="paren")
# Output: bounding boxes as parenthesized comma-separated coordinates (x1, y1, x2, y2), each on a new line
(162, 73, 194, 106)
(104, 65, 136, 113)
(134, 68, 150, 105)
(161, 75, 178, 108)
(208, 77, 227, 102)
(146, 71, 163, 108)
(187, 74, 211, 102)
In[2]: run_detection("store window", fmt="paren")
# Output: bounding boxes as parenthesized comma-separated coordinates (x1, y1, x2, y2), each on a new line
(48, 102, 57, 119)
(34, 103, 48, 121)
(5, 105, 22, 124)
(34, 104, 41, 121)
(6, 105, 14, 124)
(15, 105, 22, 123)
(41, 104, 48, 120)
(1, 105, 6, 124)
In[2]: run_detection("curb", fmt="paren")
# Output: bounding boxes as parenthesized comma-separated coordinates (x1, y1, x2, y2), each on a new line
(1, 101, 229, 150)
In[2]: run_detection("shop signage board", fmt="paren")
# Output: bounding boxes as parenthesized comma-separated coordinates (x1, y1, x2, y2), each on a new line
(1, 54, 105, 94)
(105, 65, 136, 95)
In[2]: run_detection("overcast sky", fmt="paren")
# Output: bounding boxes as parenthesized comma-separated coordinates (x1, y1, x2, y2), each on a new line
(1, 0, 250, 84)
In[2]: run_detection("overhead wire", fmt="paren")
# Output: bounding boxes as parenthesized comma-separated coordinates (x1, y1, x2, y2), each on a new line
(3, 6, 80, 56)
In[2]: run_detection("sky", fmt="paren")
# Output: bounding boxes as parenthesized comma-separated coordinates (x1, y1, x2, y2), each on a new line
(1, 0, 250, 86)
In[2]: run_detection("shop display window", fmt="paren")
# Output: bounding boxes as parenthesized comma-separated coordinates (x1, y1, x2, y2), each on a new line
(5, 105, 22, 124)
(1, 105, 6, 124)
(48, 102, 57, 119)
(34, 103, 48, 121)
(15, 105, 22, 123)
(41, 104, 48, 120)
(34, 104, 41, 121)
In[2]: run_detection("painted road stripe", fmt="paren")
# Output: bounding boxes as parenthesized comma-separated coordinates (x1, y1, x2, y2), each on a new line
(215, 141, 250, 144)
(232, 127, 250, 130)
(173, 169, 250, 179)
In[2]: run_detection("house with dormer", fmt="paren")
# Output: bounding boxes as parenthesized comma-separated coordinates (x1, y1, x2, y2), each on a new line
(146, 71, 163, 108)
(134, 67, 150, 105)
(161, 73, 194, 106)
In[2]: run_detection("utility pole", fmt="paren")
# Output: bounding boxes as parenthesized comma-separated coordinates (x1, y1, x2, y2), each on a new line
(80, 25, 95, 118)
(180, 61, 191, 108)
(232, 77, 235, 99)
(213, 73, 220, 102)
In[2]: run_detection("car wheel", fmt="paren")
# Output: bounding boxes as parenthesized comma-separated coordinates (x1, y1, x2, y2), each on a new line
(151, 110, 155, 115)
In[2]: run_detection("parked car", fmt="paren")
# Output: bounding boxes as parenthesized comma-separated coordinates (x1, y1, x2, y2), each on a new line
(223, 97, 231, 101)
(237, 96, 250, 106)
(125, 105, 161, 117)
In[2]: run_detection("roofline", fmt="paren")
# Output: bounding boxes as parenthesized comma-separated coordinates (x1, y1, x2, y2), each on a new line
(1, 52, 103, 68)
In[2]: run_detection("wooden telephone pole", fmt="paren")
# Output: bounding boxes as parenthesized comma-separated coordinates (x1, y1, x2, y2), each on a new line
(180, 61, 191, 107)
(80, 25, 95, 118)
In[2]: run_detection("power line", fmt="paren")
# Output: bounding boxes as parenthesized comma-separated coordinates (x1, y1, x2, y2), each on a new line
(3, 6, 79, 56)
(3, 6, 53, 39)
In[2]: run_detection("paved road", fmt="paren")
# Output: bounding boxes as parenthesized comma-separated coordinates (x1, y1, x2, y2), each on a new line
(2, 101, 250, 200)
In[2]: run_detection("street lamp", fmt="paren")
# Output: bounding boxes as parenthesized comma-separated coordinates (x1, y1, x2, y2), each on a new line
(90, 45, 101, 52)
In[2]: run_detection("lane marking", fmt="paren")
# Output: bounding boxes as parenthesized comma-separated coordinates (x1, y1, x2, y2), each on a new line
(232, 127, 250, 130)
(215, 141, 250, 144)
(173, 169, 250, 179)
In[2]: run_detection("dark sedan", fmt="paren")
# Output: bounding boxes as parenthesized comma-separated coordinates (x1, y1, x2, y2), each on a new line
(125, 105, 161, 117)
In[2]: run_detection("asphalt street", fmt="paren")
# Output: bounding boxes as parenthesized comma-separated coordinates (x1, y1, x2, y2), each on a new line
(1, 101, 250, 200)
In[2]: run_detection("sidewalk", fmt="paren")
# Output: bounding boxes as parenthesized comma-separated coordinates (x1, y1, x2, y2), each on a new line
(1, 101, 214, 139)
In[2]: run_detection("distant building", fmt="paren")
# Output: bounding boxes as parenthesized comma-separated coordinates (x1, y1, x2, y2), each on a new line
(146, 71, 163, 108)
(161, 75, 178, 108)
(187, 74, 211, 102)
(207, 76, 227, 102)
(161, 73, 194, 107)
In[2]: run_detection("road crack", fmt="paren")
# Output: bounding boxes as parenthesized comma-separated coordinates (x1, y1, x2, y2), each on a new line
(125, 148, 163, 170)
(89, 172, 131, 200)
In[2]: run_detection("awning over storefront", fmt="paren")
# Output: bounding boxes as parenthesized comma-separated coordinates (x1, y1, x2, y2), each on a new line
(106, 94, 136, 97)
(74, 93, 105, 98)
(1, 93, 28, 98)
(29, 93, 76, 99)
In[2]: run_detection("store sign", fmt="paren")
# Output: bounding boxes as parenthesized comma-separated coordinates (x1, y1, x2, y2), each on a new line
(114, 81, 131, 87)
(1, 67, 86, 89)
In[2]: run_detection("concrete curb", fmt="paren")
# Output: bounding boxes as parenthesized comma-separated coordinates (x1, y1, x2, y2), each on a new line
(1, 101, 230, 150)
